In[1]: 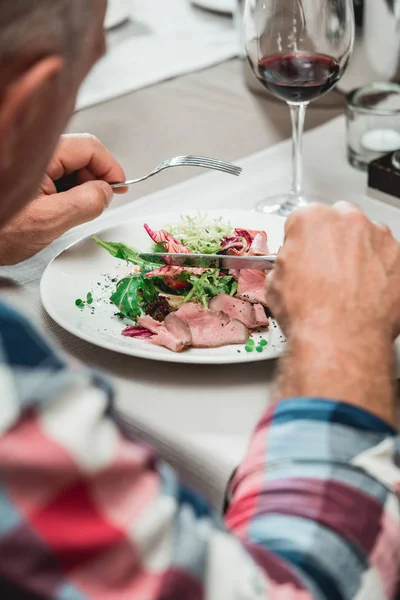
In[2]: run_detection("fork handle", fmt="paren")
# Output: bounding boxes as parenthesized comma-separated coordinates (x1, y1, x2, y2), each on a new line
(54, 171, 127, 193)
(111, 181, 132, 189)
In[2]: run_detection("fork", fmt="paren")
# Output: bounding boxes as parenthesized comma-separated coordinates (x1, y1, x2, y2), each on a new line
(111, 155, 242, 188)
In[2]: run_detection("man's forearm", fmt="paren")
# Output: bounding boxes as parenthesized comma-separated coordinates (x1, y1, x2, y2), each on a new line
(275, 328, 397, 426)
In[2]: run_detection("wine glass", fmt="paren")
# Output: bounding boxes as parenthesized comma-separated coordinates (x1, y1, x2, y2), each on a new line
(244, 0, 355, 216)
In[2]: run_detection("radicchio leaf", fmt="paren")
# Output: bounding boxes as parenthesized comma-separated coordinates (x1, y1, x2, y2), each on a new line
(234, 228, 255, 246)
(220, 229, 268, 256)
(220, 228, 253, 255)
(122, 326, 153, 339)
(144, 224, 191, 255)
(146, 265, 206, 278)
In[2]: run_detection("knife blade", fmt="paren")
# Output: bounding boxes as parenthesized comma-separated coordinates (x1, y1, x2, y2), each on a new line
(138, 253, 277, 271)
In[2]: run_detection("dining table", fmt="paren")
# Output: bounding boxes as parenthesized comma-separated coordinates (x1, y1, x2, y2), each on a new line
(3, 55, 396, 510)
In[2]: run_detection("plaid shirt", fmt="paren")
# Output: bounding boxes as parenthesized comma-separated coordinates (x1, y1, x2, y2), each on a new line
(0, 300, 399, 599)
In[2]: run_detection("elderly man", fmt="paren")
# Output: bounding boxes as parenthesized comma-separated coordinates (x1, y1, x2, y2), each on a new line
(0, 1, 399, 599)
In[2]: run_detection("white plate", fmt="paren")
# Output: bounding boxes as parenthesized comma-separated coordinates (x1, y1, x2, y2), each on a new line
(190, 0, 235, 15)
(41, 210, 286, 365)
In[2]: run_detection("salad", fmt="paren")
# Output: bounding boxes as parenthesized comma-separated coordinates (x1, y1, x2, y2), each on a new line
(89, 214, 272, 353)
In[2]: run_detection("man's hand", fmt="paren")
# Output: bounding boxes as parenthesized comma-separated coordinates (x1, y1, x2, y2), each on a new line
(0, 134, 128, 265)
(267, 201, 400, 425)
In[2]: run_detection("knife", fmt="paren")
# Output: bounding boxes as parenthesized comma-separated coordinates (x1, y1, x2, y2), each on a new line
(138, 253, 277, 271)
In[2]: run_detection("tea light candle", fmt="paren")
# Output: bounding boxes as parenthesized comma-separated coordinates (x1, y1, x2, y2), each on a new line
(361, 128, 400, 153)
(347, 83, 400, 171)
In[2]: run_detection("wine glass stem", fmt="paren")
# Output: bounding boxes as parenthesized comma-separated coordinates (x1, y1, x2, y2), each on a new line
(289, 102, 308, 208)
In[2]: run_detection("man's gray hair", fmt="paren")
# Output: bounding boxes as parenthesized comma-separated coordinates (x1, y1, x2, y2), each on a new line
(0, 0, 93, 63)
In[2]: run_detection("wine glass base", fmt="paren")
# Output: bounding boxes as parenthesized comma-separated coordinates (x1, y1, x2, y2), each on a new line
(256, 194, 324, 217)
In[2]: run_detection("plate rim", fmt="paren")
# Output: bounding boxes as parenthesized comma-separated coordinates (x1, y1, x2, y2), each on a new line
(40, 209, 286, 365)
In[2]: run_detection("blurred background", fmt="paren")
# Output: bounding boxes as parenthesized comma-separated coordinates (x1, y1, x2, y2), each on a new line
(71, 0, 400, 206)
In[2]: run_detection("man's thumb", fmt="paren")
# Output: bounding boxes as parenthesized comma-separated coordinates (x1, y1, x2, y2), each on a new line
(52, 180, 114, 232)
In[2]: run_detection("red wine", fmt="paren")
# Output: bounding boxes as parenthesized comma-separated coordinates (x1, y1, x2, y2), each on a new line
(257, 52, 341, 103)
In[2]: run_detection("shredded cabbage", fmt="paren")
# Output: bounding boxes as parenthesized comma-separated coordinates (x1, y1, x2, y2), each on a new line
(168, 213, 233, 254)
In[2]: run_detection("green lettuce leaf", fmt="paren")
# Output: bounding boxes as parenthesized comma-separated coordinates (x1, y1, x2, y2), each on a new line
(110, 275, 157, 321)
(92, 236, 160, 271)
(182, 270, 237, 307)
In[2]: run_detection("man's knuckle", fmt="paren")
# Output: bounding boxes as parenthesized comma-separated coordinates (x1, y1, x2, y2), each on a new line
(379, 223, 392, 237)
(357, 212, 368, 226)
(83, 133, 100, 147)
(291, 203, 322, 226)
(345, 209, 367, 227)
(286, 207, 308, 233)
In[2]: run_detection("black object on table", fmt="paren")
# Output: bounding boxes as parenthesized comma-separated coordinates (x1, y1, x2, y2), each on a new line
(368, 151, 400, 207)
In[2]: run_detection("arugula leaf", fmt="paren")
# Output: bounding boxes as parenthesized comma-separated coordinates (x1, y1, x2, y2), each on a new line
(110, 275, 157, 322)
(92, 237, 138, 260)
(92, 236, 160, 271)
(140, 277, 158, 305)
(230, 280, 238, 296)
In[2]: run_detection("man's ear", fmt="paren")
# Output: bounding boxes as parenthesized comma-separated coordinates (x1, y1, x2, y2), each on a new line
(0, 56, 64, 169)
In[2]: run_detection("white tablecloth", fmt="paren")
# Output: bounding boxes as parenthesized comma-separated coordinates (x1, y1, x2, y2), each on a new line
(2, 115, 399, 508)
(77, 0, 238, 110)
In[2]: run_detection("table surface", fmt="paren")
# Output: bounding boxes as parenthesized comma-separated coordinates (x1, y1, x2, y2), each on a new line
(0, 59, 343, 492)
(70, 60, 342, 203)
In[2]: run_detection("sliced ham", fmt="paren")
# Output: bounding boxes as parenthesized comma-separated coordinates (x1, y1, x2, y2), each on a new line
(150, 329, 188, 353)
(164, 313, 192, 346)
(237, 269, 268, 307)
(137, 315, 164, 334)
(209, 294, 257, 329)
(248, 232, 270, 256)
(209, 294, 269, 329)
(253, 304, 270, 328)
(176, 303, 248, 348)
(226, 231, 270, 280)
(243, 229, 264, 239)
(138, 314, 191, 353)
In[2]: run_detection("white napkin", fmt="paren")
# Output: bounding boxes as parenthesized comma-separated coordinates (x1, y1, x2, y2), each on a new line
(77, 0, 238, 111)
(185, 434, 249, 472)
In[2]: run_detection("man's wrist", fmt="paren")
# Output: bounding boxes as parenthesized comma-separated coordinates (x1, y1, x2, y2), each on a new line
(276, 326, 396, 427)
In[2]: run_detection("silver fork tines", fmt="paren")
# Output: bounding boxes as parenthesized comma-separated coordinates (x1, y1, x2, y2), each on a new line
(111, 155, 242, 188)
